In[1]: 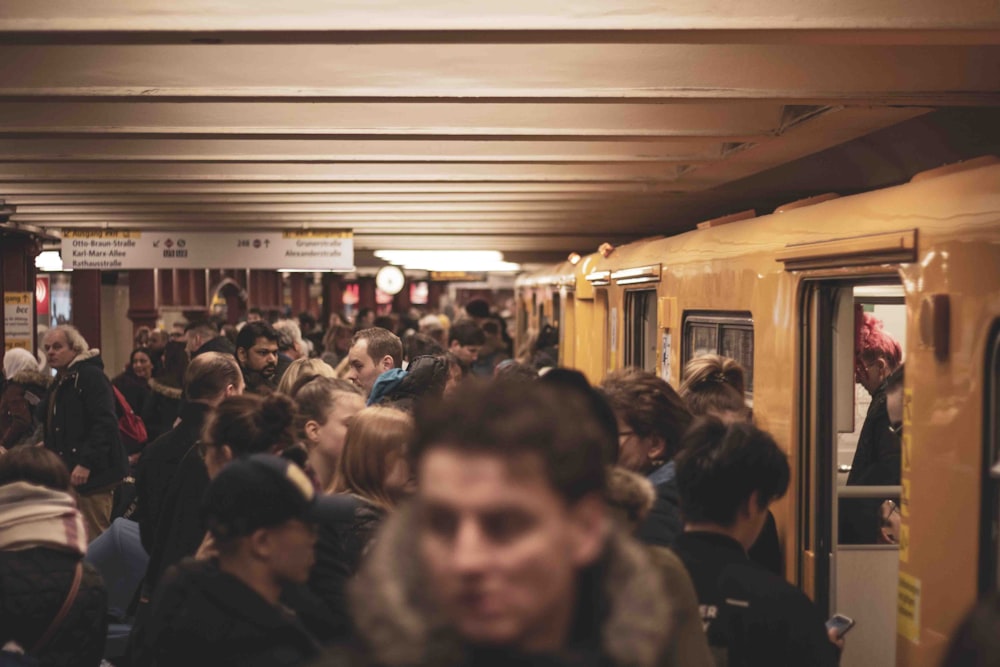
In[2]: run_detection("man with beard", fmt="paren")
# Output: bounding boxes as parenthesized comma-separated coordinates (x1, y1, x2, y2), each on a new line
(235, 321, 281, 395)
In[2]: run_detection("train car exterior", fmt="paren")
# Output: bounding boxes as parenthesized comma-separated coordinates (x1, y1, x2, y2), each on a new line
(516, 156, 1000, 667)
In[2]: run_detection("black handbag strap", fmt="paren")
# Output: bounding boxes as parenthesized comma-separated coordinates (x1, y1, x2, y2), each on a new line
(30, 561, 83, 654)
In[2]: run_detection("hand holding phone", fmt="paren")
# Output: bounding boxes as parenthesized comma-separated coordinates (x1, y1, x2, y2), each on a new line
(826, 613, 855, 639)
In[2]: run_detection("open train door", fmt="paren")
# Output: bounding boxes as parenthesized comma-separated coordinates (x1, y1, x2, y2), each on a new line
(800, 279, 905, 667)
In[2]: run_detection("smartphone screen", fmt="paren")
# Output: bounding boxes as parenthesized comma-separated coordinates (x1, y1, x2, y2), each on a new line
(825, 614, 855, 638)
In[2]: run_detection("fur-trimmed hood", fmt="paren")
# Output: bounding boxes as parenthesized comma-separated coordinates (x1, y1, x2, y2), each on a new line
(8, 368, 51, 390)
(149, 377, 183, 400)
(349, 503, 677, 667)
(66, 348, 101, 370)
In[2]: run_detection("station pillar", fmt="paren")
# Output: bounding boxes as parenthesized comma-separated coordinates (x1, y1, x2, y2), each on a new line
(358, 277, 376, 312)
(288, 273, 310, 316)
(70, 270, 102, 351)
(392, 281, 411, 313)
(428, 282, 446, 312)
(322, 274, 344, 326)
(127, 269, 159, 332)
(0, 229, 42, 359)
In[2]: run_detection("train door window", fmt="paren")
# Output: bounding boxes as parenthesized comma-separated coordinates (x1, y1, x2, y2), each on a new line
(625, 290, 658, 373)
(983, 322, 1000, 594)
(552, 291, 561, 331)
(801, 280, 902, 667)
(682, 313, 754, 395)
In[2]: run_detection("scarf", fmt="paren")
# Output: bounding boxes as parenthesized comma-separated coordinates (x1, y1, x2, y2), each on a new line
(0, 482, 88, 556)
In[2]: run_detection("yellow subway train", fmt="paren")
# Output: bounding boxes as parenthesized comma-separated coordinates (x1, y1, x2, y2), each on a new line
(515, 156, 1000, 667)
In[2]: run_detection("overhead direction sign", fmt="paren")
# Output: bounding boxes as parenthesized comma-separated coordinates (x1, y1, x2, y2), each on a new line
(62, 229, 354, 271)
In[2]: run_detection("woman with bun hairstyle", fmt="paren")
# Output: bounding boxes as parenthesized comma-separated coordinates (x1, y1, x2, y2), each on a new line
(679, 354, 749, 424)
(679, 354, 781, 575)
(291, 376, 365, 491)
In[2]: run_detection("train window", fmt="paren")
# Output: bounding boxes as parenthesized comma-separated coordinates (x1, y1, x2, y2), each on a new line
(625, 290, 657, 373)
(682, 313, 754, 394)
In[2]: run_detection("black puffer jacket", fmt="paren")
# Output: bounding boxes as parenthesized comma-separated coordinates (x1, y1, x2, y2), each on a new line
(40, 350, 127, 494)
(0, 547, 108, 667)
(309, 495, 385, 640)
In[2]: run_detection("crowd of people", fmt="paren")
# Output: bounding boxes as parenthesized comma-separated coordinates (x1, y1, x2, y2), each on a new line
(0, 302, 990, 666)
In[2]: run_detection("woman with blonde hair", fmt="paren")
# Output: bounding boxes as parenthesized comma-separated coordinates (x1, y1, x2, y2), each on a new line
(328, 407, 415, 570)
(277, 357, 336, 396)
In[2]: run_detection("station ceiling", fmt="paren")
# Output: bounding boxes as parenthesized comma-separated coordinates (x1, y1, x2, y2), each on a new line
(0, 1, 998, 267)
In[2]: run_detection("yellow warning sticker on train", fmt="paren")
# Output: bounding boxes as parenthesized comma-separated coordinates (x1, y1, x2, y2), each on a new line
(897, 572, 921, 644)
(902, 432, 912, 473)
(900, 478, 910, 519)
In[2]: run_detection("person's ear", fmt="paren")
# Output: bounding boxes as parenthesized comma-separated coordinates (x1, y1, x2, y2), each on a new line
(248, 527, 273, 559)
(568, 493, 608, 567)
(236, 348, 248, 365)
(303, 420, 322, 445)
(646, 436, 667, 463)
(379, 354, 394, 371)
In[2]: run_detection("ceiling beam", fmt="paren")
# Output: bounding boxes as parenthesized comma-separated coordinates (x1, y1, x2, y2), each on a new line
(0, 101, 783, 138)
(1, 0, 996, 35)
(0, 44, 995, 105)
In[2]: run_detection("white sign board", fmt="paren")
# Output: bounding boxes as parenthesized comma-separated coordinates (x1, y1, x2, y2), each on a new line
(62, 230, 354, 271)
(4, 292, 33, 351)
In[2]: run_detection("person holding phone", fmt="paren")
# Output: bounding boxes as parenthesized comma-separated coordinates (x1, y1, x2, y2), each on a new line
(671, 417, 845, 666)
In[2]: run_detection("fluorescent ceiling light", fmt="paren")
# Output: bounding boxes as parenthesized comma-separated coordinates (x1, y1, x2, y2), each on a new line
(35, 251, 67, 272)
(374, 250, 520, 273)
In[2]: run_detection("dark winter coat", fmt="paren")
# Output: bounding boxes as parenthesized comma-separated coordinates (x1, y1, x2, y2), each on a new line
(635, 463, 683, 548)
(308, 495, 386, 639)
(841, 385, 901, 544)
(141, 558, 321, 667)
(134, 401, 211, 555)
(847, 386, 900, 487)
(112, 369, 151, 416)
(332, 505, 712, 667)
(142, 445, 210, 592)
(40, 350, 127, 494)
(0, 368, 49, 449)
(672, 531, 838, 667)
(141, 379, 183, 443)
(0, 547, 108, 667)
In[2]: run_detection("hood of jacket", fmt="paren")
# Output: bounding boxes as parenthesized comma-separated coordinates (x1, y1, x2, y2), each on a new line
(350, 504, 675, 667)
(149, 377, 184, 400)
(8, 368, 51, 390)
(65, 348, 103, 372)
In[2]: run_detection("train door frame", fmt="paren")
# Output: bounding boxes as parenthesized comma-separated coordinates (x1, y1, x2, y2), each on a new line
(799, 275, 904, 667)
(981, 320, 1000, 594)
